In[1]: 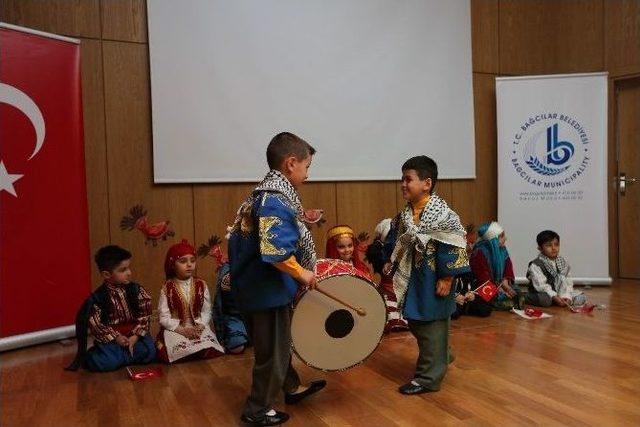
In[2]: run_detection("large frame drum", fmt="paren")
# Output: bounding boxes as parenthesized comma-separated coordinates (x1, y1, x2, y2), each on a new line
(291, 259, 387, 371)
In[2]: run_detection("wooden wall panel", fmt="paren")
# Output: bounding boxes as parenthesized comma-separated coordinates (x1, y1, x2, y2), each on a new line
(395, 181, 405, 213)
(0, 0, 100, 38)
(102, 41, 194, 300)
(450, 180, 477, 227)
(471, 0, 500, 74)
(336, 182, 397, 248)
(79, 38, 110, 287)
(472, 73, 498, 224)
(499, 0, 604, 75)
(435, 180, 453, 204)
(605, 0, 640, 77)
(298, 182, 338, 258)
(192, 184, 254, 285)
(101, 0, 147, 43)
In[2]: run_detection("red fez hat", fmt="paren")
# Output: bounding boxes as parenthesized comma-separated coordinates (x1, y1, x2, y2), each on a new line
(164, 239, 195, 278)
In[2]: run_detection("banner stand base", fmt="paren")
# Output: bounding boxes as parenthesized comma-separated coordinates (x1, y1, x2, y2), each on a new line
(0, 325, 75, 352)
(515, 277, 612, 286)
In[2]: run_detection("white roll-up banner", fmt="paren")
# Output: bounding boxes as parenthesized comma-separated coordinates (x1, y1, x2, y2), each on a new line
(496, 73, 610, 285)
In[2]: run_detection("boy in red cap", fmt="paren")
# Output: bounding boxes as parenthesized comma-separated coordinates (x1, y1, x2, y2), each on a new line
(156, 239, 224, 363)
(65, 245, 156, 372)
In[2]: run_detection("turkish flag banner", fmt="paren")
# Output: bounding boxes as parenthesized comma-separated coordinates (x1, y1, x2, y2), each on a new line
(0, 25, 90, 338)
(475, 280, 499, 303)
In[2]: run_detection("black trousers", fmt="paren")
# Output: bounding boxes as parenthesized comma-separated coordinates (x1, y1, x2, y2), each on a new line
(451, 298, 493, 319)
(242, 305, 301, 418)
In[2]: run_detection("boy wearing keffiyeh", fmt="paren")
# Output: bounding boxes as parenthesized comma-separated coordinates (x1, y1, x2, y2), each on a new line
(383, 155, 470, 395)
(228, 132, 326, 426)
(526, 230, 586, 307)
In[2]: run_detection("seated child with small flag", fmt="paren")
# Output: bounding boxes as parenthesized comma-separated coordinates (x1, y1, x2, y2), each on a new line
(197, 236, 250, 354)
(526, 230, 587, 307)
(452, 224, 492, 319)
(470, 222, 519, 310)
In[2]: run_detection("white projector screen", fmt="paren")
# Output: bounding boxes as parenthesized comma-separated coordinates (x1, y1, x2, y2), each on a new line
(147, 0, 475, 182)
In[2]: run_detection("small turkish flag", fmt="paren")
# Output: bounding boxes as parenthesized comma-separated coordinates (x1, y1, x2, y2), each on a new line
(0, 25, 90, 338)
(475, 280, 498, 302)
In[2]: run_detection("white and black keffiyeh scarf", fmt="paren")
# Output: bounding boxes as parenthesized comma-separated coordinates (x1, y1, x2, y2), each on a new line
(227, 170, 317, 269)
(537, 254, 570, 292)
(391, 194, 467, 307)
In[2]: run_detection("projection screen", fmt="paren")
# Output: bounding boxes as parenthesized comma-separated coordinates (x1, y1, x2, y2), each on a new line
(147, 0, 475, 182)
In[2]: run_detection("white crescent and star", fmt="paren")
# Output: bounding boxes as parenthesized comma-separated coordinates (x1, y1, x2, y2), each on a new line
(0, 82, 47, 198)
(0, 161, 23, 197)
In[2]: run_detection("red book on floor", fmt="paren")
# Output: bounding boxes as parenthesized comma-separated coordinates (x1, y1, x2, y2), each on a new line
(475, 281, 499, 302)
(126, 366, 163, 381)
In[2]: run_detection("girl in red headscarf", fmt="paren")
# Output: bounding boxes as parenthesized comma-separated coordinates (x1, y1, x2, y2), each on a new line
(321, 225, 372, 280)
(156, 239, 224, 363)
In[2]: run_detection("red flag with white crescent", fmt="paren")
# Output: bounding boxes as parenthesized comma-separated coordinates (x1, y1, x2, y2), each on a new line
(0, 24, 91, 338)
(475, 280, 499, 303)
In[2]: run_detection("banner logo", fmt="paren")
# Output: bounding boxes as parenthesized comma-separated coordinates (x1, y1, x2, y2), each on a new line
(0, 82, 46, 197)
(511, 113, 590, 188)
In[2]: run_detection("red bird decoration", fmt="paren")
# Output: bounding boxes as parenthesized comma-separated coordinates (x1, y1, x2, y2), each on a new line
(197, 235, 228, 268)
(302, 208, 326, 227)
(356, 231, 370, 254)
(120, 205, 175, 246)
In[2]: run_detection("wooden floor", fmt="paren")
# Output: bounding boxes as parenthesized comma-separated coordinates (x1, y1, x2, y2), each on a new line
(2, 280, 639, 426)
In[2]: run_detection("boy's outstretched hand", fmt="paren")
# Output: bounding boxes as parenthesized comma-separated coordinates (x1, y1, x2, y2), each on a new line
(299, 269, 317, 290)
(436, 277, 453, 297)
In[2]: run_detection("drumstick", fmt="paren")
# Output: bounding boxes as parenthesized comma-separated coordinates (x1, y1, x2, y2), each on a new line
(315, 287, 367, 316)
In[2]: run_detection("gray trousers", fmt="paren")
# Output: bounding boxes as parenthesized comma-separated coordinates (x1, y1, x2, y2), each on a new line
(526, 291, 553, 307)
(407, 317, 450, 391)
(243, 305, 301, 418)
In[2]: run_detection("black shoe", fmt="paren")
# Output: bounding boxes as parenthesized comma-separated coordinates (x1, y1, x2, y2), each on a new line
(398, 381, 437, 395)
(284, 380, 327, 405)
(240, 410, 290, 426)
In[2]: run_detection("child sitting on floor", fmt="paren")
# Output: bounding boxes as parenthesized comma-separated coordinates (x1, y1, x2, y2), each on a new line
(366, 218, 409, 332)
(452, 224, 492, 318)
(470, 222, 519, 310)
(526, 230, 586, 307)
(156, 239, 224, 363)
(65, 245, 156, 372)
(203, 238, 250, 354)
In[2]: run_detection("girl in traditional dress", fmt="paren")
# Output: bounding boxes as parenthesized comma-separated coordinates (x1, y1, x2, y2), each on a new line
(470, 222, 518, 310)
(156, 239, 224, 363)
(322, 225, 372, 280)
(366, 218, 409, 332)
